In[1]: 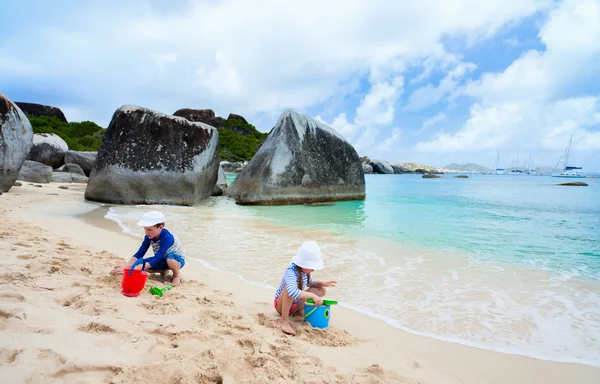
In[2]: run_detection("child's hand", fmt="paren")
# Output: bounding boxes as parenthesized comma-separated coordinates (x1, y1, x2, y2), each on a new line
(323, 280, 337, 287)
(110, 265, 123, 275)
(311, 294, 323, 306)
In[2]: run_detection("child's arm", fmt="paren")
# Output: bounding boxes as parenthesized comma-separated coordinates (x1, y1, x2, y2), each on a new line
(283, 270, 322, 302)
(311, 280, 337, 288)
(110, 237, 150, 274)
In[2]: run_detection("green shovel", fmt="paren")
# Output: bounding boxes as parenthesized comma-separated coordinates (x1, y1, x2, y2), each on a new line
(149, 285, 173, 297)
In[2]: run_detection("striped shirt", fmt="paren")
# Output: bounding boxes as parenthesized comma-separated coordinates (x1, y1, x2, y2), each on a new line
(274, 263, 314, 303)
(132, 228, 185, 269)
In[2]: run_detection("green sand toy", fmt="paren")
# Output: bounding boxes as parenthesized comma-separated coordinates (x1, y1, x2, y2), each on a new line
(149, 285, 172, 297)
(307, 298, 338, 305)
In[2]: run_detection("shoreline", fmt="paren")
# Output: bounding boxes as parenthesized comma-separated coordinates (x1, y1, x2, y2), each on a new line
(1, 183, 599, 383)
(104, 201, 600, 369)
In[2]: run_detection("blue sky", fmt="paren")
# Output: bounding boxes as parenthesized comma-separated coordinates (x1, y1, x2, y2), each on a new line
(1, 0, 599, 171)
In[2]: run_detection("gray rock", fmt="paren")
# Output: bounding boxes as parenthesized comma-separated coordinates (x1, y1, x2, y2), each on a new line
(18, 160, 53, 183)
(84, 105, 219, 206)
(362, 163, 373, 174)
(0, 94, 34, 192)
(13, 181, 22, 187)
(27, 133, 68, 168)
(51, 172, 89, 183)
(455, 175, 469, 178)
(212, 183, 224, 196)
(221, 161, 243, 173)
(558, 182, 588, 186)
(227, 109, 365, 205)
(430, 168, 443, 174)
(422, 174, 442, 178)
(64, 151, 97, 176)
(58, 185, 69, 190)
(370, 159, 394, 174)
(391, 165, 405, 174)
(415, 168, 427, 174)
(62, 163, 86, 176)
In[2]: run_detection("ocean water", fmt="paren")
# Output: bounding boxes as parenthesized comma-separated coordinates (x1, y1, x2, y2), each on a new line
(106, 174, 600, 367)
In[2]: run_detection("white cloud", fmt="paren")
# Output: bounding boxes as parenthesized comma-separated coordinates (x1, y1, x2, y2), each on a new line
(406, 62, 476, 110)
(376, 128, 403, 152)
(416, 0, 600, 168)
(0, 0, 552, 127)
(421, 112, 448, 130)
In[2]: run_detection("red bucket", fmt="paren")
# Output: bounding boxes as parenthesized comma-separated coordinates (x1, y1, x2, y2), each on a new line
(121, 268, 149, 297)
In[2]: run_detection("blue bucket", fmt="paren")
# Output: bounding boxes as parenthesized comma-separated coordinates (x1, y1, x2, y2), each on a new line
(304, 302, 331, 329)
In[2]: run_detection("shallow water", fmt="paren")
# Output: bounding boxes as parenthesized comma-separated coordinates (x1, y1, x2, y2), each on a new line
(106, 174, 600, 366)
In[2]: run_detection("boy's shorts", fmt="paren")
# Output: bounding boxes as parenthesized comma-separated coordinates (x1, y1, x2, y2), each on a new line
(274, 297, 298, 315)
(154, 253, 185, 270)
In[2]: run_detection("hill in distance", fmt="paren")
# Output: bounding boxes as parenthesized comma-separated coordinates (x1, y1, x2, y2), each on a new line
(444, 163, 491, 173)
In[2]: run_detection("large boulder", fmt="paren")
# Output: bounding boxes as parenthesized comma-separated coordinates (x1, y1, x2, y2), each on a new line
(370, 159, 394, 174)
(14, 102, 68, 123)
(1, 94, 34, 192)
(51, 172, 88, 183)
(391, 164, 405, 174)
(64, 151, 97, 176)
(27, 133, 68, 168)
(61, 163, 86, 176)
(211, 165, 228, 197)
(173, 108, 225, 128)
(227, 109, 365, 205)
(362, 163, 373, 174)
(84, 105, 219, 206)
(18, 160, 53, 183)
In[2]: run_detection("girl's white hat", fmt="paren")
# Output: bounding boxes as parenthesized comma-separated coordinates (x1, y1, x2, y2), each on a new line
(292, 241, 324, 270)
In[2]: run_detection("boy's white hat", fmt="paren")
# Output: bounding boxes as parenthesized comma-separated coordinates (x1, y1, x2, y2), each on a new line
(137, 211, 165, 227)
(292, 241, 324, 270)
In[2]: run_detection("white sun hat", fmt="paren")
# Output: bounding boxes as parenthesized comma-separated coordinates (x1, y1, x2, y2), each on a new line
(137, 211, 165, 227)
(292, 241, 324, 270)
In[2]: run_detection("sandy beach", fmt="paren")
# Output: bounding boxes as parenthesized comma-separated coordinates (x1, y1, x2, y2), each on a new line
(1, 183, 599, 384)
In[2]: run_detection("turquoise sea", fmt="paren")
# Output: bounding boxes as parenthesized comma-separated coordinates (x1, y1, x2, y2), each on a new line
(106, 174, 600, 367)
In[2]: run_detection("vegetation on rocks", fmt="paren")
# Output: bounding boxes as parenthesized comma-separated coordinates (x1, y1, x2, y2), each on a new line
(26, 115, 105, 151)
(217, 118, 269, 162)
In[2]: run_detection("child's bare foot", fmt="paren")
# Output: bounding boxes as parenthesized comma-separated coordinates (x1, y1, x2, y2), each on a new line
(279, 319, 296, 335)
(172, 275, 181, 286)
(160, 270, 169, 281)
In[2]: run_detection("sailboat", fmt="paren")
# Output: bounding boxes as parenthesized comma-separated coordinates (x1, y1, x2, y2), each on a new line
(552, 135, 586, 178)
(494, 151, 505, 174)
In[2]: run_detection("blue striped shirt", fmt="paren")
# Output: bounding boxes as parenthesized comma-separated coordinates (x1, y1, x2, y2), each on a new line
(274, 263, 314, 303)
(132, 229, 185, 269)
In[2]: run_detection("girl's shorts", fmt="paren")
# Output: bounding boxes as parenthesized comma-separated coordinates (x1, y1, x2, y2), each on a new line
(274, 297, 298, 315)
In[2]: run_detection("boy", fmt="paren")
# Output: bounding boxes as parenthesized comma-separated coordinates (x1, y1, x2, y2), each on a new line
(111, 211, 186, 286)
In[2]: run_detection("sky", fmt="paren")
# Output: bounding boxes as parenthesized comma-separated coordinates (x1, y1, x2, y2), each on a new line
(1, 0, 599, 171)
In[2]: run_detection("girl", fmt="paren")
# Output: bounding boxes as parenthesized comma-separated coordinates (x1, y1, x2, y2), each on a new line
(274, 241, 337, 335)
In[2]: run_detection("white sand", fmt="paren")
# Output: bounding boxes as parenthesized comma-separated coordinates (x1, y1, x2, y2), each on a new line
(0, 182, 598, 383)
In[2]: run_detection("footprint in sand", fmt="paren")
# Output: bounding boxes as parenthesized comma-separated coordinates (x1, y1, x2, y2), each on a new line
(0, 292, 26, 302)
(37, 349, 67, 364)
(16, 254, 35, 260)
(78, 321, 116, 334)
(0, 348, 23, 364)
(51, 363, 123, 382)
(13, 242, 33, 248)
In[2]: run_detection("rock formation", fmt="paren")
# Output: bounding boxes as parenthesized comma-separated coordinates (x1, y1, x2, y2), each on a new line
(14, 102, 68, 123)
(0, 94, 34, 192)
(84, 105, 219, 206)
(227, 109, 365, 205)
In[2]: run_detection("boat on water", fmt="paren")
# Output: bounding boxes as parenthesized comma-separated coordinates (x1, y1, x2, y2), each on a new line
(552, 135, 587, 178)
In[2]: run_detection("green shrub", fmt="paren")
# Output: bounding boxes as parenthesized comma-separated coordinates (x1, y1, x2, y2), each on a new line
(217, 118, 269, 162)
(27, 115, 106, 151)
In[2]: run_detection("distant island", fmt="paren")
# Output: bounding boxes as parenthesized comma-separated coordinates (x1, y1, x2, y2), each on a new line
(444, 163, 491, 173)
